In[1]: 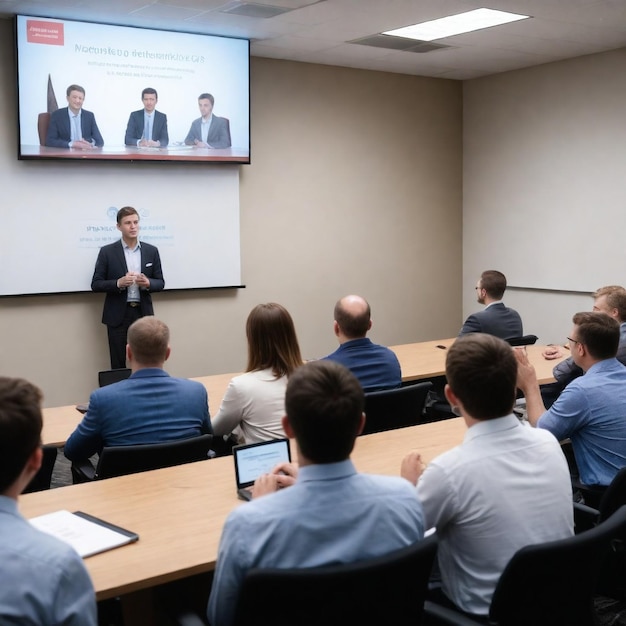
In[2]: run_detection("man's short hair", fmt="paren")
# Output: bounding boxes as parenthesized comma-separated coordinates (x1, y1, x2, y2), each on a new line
(572, 311, 620, 360)
(334, 297, 371, 339)
(116, 206, 139, 224)
(446, 334, 517, 420)
(128, 317, 169, 365)
(479, 270, 507, 300)
(593, 285, 626, 323)
(285, 360, 364, 464)
(66, 84, 85, 96)
(198, 93, 215, 106)
(142, 87, 158, 99)
(0, 377, 43, 493)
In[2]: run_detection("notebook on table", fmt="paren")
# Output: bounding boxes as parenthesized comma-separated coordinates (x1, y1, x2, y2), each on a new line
(233, 438, 291, 501)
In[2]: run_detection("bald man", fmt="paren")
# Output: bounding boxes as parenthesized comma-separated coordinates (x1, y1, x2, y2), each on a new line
(322, 295, 401, 391)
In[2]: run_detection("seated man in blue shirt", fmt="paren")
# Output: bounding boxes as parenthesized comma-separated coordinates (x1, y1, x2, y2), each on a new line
(0, 377, 97, 624)
(64, 317, 212, 462)
(323, 294, 401, 391)
(207, 360, 425, 626)
(517, 311, 626, 487)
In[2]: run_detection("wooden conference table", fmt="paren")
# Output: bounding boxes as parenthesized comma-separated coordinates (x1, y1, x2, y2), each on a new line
(40, 340, 566, 447)
(21, 417, 468, 605)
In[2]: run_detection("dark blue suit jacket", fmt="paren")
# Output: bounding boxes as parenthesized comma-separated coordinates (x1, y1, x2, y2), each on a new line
(124, 109, 169, 146)
(91, 240, 165, 327)
(64, 369, 212, 461)
(459, 302, 523, 340)
(324, 338, 402, 391)
(45, 107, 104, 148)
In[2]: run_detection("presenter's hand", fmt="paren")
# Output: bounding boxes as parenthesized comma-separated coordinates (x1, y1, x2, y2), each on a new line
(251, 473, 281, 499)
(194, 139, 209, 148)
(135, 273, 150, 288)
(515, 348, 538, 392)
(401, 451, 425, 485)
(117, 272, 138, 288)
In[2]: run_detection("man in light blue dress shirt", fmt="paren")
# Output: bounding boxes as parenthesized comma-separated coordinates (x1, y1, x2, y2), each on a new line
(0, 377, 97, 625)
(208, 360, 425, 626)
(517, 311, 626, 487)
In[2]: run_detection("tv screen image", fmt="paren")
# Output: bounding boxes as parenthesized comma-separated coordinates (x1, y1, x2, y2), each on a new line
(16, 15, 250, 163)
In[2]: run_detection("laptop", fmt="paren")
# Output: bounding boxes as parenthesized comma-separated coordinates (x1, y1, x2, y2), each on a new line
(233, 438, 291, 501)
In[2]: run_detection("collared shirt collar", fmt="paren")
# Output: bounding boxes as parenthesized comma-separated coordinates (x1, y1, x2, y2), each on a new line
(297, 459, 357, 483)
(463, 413, 520, 443)
(484, 300, 503, 310)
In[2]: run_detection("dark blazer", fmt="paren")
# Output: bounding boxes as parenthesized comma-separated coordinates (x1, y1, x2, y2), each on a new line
(64, 368, 212, 461)
(459, 302, 523, 340)
(91, 240, 165, 327)
(124, 110, 169, 146)
(45, 107, 104, 148)
(184, 115, 231, 148)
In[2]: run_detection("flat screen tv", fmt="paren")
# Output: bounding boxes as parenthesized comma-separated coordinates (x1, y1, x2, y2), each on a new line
(15, 15, 250, 163)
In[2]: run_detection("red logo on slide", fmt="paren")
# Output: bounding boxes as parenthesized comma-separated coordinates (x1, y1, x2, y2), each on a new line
(26, 20, 64, 46)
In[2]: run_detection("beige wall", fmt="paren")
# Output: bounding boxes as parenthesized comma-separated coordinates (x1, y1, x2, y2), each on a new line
(0, 19, 463, 407)
(463, 48, 626, 342)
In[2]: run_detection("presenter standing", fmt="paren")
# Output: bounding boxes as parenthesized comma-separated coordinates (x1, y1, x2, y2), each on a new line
(91, 207, 164, 369)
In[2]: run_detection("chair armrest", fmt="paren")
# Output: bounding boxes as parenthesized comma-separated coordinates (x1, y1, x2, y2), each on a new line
(573, 501, 600, 533)
(423, 601, 487, 626)
(71, 459, 96, 483)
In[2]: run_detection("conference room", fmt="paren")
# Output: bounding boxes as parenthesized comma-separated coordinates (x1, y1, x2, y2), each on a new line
(2, 0, 626, 623)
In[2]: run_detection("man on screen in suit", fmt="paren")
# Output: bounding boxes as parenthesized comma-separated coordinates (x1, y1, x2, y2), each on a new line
(64, 317, 212, 463)
(459, 270, 523, 340)
(184, 93, 231, 149)
(45, 84, 104, 149)
(91, 206, 164, 369)
(0, 376, 97, 624)
(124, 87, 169, 147)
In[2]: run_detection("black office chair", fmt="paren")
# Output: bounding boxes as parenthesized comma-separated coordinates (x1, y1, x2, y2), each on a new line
(574, 467, 626, 601)
(232, 534, 437, 626)
(98, 368, 132, 387)
(23, 445, 58, 493)
(424, 505, 626, 626)
(362, 381, 433, 435)
(71, 434, 215, 483)
(506, 334, 538, 347)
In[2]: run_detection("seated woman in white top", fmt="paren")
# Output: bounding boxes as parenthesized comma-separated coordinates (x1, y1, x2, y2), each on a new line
(212, 302, 303, 444)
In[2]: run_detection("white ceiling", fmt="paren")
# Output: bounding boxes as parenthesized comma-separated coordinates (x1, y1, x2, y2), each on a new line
(2, 0, 626, 80)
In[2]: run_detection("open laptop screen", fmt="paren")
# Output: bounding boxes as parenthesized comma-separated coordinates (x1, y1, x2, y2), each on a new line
(233, 438, 291, 496)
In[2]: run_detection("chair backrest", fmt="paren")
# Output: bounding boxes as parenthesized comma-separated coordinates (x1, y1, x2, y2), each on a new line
(23, 445, 58, 493)
(488, 505, 626, 626)
(362, 381, 433, 435)
(506, 334, 538, 347)
(94, 434, 214, 479)
(233, 534, 437, 626)
(599, 467, 626, 522)
(98, 368, 132, 387)
(37, 112, 50, 145)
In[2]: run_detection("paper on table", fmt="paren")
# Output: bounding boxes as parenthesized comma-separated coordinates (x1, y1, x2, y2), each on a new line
(29, 510, 138, 558)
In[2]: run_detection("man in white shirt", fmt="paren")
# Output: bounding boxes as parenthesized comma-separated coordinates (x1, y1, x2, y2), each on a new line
(401, 334, 573, 618)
